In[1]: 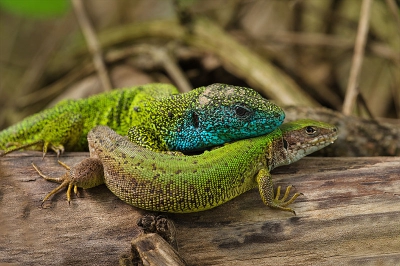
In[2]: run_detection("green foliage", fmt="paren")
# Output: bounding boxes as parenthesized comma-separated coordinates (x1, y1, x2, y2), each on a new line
(0, 0, 69, 19)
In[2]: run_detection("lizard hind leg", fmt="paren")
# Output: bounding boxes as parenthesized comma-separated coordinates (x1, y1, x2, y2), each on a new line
(1, 139, 65, 158)
(256, 168, 302, 215)
(1, 140, 45, 156)
(1, 112, 82, 157)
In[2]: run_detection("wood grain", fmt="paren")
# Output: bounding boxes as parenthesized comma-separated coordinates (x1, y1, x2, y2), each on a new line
(1, 152, 399, 265)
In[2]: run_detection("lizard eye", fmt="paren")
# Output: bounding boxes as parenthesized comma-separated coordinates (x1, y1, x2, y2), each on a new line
(305, 126, 317, 135)
(234, 104, 252, 119)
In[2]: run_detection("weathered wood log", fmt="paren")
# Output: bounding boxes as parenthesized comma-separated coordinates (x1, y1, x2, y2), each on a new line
(1, 152, 399, 265)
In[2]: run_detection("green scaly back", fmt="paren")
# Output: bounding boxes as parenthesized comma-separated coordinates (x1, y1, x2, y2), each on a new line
(0, 83, 285, 155)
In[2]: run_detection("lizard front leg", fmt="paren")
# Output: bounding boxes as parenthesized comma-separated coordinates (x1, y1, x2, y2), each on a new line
(32, 158, 105, 204)
(256, 168, 302, 214)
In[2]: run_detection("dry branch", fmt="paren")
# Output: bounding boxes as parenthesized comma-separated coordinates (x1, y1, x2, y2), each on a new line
(342, 0, 373, 115)
(72, 0, 112, 92)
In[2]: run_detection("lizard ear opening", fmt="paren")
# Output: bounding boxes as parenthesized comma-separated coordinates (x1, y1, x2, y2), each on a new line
(192, 112, 199, 128)
(283, 138, 288, 150)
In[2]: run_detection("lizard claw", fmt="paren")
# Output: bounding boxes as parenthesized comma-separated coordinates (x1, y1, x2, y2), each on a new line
(41, 142, 65, 159)
(271, 185, 302, 215)
(257, 169, 302, 215)
(52, 144, 65, 158)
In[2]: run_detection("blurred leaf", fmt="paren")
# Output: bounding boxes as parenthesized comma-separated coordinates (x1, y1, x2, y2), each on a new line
(176, 0, 198, 8)
(0, 0, 70, 19)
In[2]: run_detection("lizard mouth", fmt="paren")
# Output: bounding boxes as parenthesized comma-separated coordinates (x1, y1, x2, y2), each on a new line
(310, 130, 338, 146)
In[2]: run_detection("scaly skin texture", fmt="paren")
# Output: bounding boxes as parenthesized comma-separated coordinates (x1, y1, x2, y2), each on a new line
(0, 83, 285, 156)
(33, 119, 338, 214)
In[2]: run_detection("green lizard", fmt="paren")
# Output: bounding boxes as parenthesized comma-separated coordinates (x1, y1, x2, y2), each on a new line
(0, 83, 285, 156)
(32, 119, 338, 214)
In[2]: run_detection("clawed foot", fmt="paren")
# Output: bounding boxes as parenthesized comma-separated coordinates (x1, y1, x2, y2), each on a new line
(270, 185, 303, 215)
(43, 143, 65, 159)
(32, 161, 76, 204)
(257, 169, 302, 215)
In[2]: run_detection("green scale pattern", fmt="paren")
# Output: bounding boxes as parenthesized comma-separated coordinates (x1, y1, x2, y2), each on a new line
(1, 83, 284, 155)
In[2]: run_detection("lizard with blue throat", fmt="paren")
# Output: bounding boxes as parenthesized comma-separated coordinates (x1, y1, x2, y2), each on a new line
(0, 83, 285, 156)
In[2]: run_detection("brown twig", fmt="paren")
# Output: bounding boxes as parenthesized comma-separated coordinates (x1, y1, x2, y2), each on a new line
(253, 32, 398, 63)
(342, 0, 373, 115)
(106, 44, 193, 92)
(357, 92, 375, 119)
(151, 47, 192, 93)
(71, 0, 112, 91)
(87, 19, 317, 105)
(385, 0, 400, 36)
(18, 43, 194, 108)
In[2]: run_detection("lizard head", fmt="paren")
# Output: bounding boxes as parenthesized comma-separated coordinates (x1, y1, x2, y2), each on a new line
(165, 83, 285, 151)
(270, 119, 338, 168)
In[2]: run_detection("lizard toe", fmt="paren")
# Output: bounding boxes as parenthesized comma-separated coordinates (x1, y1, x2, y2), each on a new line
(51, 144, 65, 157)
(270, 186, 302, 214)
